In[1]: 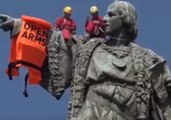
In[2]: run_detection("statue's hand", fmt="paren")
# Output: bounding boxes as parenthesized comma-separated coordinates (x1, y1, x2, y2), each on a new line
(0, 14, 14, 32)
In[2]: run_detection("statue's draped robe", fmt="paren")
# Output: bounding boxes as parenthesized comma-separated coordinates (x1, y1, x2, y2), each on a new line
(12, 19, 171, 120)
(75, 41, 171, 120)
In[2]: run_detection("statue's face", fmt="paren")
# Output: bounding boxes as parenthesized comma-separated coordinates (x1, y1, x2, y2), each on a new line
(103, 3, 122, 36)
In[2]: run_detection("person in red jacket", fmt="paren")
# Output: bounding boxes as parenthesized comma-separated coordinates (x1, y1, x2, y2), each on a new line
(55, 6, 76, 43)
(85, 6, 105, 38)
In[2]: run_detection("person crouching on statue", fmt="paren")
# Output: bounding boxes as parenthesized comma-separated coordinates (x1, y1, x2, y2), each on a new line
(85, 6, 106, 39)
(55, 6, 77, 43)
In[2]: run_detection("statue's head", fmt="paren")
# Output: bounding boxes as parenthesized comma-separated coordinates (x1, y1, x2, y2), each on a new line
(104, 1, 138, 42)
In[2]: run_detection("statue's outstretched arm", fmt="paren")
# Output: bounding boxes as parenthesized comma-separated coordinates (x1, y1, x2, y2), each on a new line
(0, 14, 72, 100)
(0, 14, 21, 37)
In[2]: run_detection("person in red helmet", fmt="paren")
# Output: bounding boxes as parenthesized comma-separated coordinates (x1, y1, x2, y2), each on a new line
(85, 6, 105, 38)
(55, 6, 76, 43)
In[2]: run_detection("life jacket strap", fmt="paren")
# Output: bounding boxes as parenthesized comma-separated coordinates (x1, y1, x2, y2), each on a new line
(23, 73, 29, 97)
(8, 60, 42, 97)
(8, 63, 18, 80)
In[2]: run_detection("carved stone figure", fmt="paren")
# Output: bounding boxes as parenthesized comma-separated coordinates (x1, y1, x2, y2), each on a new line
(0, 1, 171, 120)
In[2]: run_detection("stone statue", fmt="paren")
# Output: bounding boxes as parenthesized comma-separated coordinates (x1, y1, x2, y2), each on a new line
(71, 1, 171, 120)
(0, 1, 171, 120)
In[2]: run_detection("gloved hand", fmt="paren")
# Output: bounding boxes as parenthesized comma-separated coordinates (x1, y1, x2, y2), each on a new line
(0, 14, 14, 32)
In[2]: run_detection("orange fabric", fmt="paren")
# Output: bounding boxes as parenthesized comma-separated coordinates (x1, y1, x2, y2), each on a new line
(10, 38, 17, 64)
(6, 38, 20, 76)
(6, 67, 19, 76)
(17, 15, 51, 67)
(6, 15, 52, 84)
(28, 68, 41, 84)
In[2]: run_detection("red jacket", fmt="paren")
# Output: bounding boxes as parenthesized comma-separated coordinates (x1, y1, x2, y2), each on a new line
(55, 17, 76, 33)
(85, 16, 105, 38)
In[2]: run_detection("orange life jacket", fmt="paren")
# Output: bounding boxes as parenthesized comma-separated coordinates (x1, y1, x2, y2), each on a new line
(6, 15, 52, 88)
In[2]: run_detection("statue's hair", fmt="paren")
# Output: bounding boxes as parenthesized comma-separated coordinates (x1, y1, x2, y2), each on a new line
(108, 1, 138, 41)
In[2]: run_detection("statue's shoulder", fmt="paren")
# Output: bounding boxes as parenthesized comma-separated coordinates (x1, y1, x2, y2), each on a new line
(131, 42, 165, 67)
(73, 37, 102, 83)
(76, 38, 102, 55)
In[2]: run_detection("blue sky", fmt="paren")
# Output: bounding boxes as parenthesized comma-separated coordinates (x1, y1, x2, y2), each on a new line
(0, 0, 171, 120)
